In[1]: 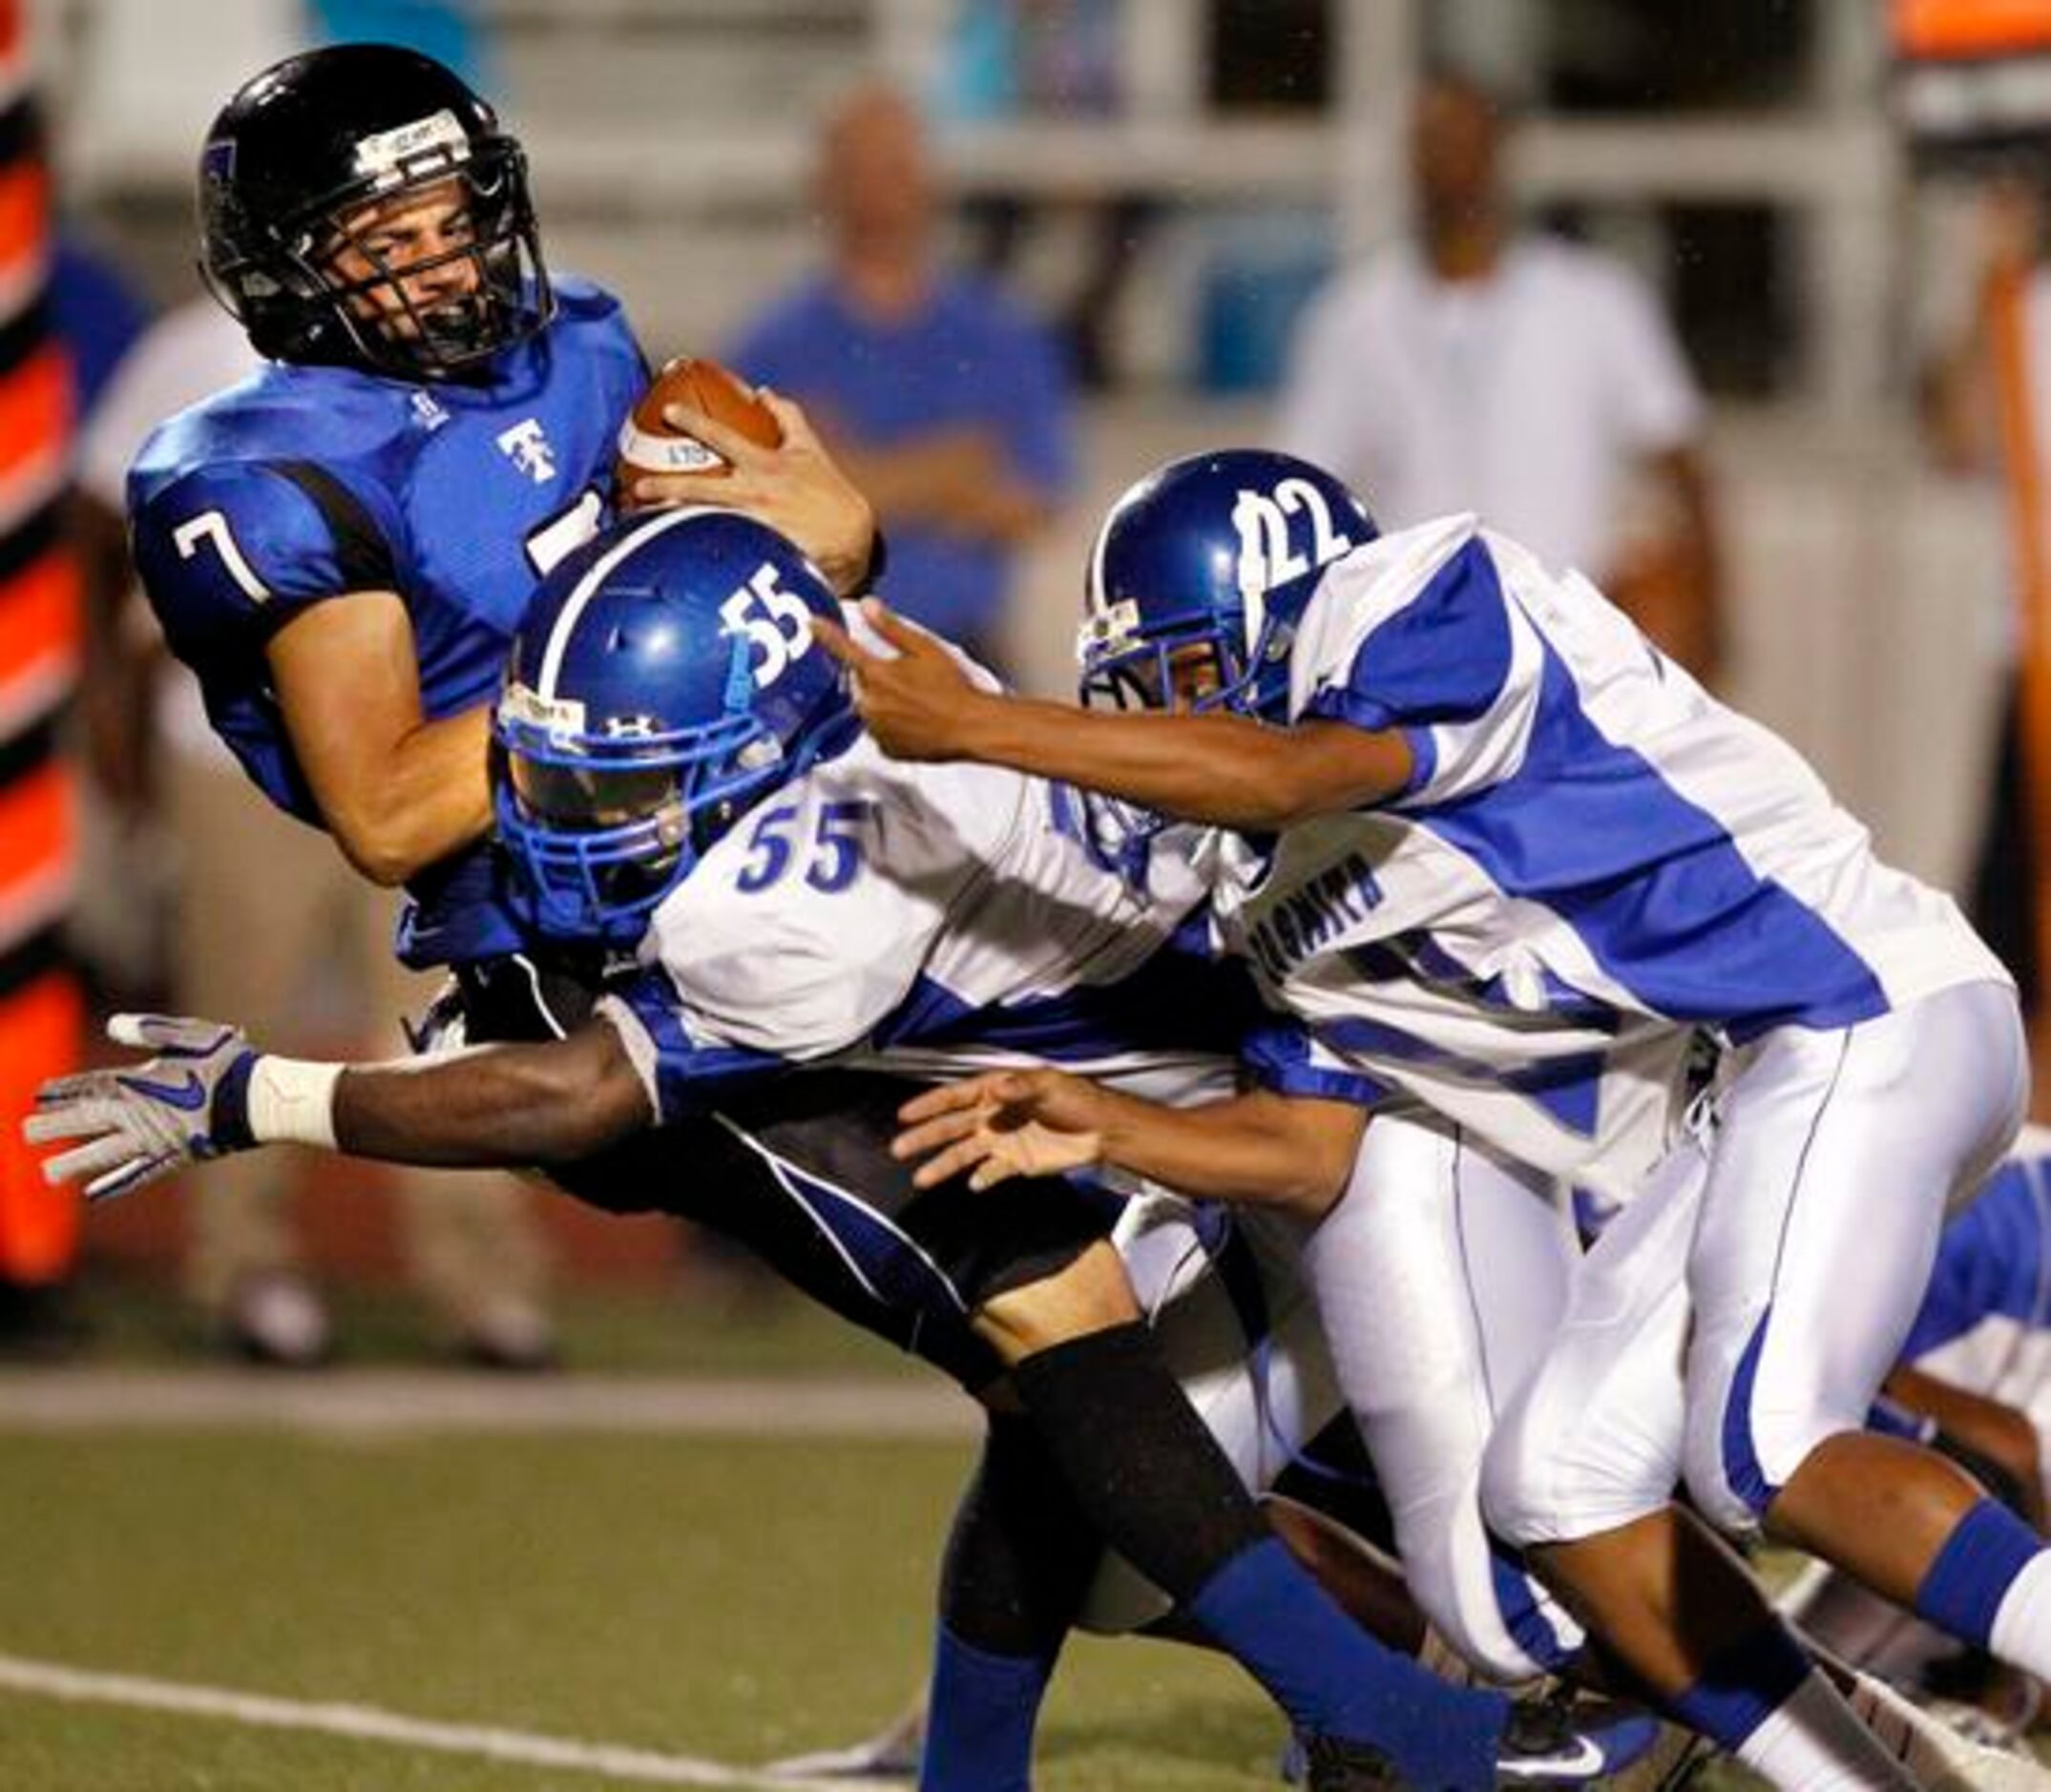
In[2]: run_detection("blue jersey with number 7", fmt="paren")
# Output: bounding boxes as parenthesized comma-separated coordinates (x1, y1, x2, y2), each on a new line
(127, 276, 646, 967)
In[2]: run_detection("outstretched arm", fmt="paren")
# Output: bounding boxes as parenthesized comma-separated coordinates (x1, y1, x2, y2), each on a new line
(24, 1012, 651, 1201)
(892, 1069, 1366, 1219)
(812, 598, 1413, 831)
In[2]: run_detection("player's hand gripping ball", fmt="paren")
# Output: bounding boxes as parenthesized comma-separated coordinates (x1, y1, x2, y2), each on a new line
(614, 356, 783, 490)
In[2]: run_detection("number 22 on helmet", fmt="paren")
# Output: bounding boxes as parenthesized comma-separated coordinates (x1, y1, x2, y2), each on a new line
(1078, 448, 1376, 722)
(1071, 448, 1375, 868)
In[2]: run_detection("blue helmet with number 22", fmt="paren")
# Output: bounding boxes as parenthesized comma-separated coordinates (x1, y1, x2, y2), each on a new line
(493, 507, 854, 946)
(1079, 449, 1376, 723)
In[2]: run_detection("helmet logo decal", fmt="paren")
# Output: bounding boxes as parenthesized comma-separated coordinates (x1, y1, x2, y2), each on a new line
(718, 562, 815, 690)
(351, 109, 470, 182)
(499, 680, 586, 735)
(1075, 597, 1141, 664)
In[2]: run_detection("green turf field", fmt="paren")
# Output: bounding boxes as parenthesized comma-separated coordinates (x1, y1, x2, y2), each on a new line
(0, 1278, 1784, 1789)
(0, 1425, 1297, 1790)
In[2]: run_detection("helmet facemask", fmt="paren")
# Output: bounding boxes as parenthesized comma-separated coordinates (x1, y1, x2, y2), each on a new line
(1078, 598, 1254, 718)
(205, 129, 552, 381)
(494, 702, 794, 947)
(1071, 599, 1238, 874)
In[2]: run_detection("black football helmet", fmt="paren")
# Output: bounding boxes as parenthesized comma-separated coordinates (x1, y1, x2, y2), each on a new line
(198, 43, 554, 380)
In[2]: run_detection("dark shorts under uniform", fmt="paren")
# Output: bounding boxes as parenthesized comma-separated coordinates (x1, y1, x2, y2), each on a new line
(450, 952, 1122, 1393)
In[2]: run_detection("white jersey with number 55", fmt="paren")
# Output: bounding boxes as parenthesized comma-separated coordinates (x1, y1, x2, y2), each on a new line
(597, 727, 1252, 1127)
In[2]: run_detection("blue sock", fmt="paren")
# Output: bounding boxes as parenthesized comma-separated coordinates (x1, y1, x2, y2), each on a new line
(1185, 1537, 1508, 1790)
(1915, 1496, 2044, 1646)
(919, 1624, 1055, 1792)
(1664, 1620, 1811, 1751)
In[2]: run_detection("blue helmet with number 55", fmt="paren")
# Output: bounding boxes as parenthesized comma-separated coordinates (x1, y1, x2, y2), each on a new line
(492, 507, 855, 946)
(1079, 449, 1376, 723)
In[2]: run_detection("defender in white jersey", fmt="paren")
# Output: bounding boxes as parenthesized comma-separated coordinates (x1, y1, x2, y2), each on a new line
(521, 511, 1586, 1694)
(31, 508, 1557, 1792)
(827, 448, 2035, 1786)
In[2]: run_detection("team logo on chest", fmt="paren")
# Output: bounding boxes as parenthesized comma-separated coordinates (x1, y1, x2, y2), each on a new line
(495, 418, 558, 484)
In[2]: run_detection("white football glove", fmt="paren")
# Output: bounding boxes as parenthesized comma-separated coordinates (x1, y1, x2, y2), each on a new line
(22, 1014, 262, 1201)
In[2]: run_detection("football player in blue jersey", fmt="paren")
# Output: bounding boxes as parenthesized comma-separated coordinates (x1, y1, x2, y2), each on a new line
(822, 448, 2047, 1788)
(128, 41, 877, 1037)
(26, 507, 1624, 1792)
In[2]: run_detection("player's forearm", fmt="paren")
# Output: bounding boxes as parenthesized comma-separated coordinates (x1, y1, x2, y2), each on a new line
(336, 1036, 648, 1166)
(252, 1029, 651, 1169)
(955, 698, 1381, 831)
(322, 706, 493, 886)
(953, 698, 1286, 825)
(1091, 1086, 1362, 1214)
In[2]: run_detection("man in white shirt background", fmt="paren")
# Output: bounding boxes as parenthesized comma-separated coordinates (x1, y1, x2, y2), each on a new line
(1275, 71, 1726, 683)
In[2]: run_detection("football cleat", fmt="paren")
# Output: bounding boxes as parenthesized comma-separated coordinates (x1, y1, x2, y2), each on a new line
(1847, 1667, 2051, 1792)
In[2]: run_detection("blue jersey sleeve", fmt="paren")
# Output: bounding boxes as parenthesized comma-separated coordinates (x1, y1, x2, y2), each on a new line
(598, 968, 793, 1123)
(1303, 537, 1519, 803)
(132, 460, 402, 656)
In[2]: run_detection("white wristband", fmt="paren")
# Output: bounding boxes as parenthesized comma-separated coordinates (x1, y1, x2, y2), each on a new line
(245, 1056, 344, 1150)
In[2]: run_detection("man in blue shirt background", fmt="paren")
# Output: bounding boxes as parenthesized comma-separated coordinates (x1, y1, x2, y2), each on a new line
(726, 82, 1074, 672)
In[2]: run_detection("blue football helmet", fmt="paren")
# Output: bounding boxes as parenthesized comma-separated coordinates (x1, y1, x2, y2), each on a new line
(1078, 449, 1376, 724)
(493, 508, 855, 945)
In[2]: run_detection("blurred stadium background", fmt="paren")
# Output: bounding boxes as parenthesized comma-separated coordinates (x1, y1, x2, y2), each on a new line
(37, 0, 2016, 880)
(3, 1, 2045, 1786)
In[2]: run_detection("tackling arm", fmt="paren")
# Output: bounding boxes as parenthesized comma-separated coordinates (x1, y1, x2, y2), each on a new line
(23, 1012, 652, 1201)
(812, 599, 1413, 830)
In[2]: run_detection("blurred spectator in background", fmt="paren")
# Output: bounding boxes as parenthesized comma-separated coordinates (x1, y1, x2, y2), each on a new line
(726, 81, 1074, 673)
(1276, 72, 1725, 683)
(73, 293, 557, 1370)
(1924, 177, 2049, 1015)
(0, 9, 87, 1353)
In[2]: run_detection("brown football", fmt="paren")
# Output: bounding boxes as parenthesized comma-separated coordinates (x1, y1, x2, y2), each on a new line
(614, 356, 782, 488)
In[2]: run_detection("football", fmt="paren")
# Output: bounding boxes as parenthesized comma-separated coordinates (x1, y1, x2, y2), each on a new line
(614, 356, 782, 486)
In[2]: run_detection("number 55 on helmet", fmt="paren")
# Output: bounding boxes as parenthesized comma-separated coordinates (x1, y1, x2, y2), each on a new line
(493, 509, 856, 945)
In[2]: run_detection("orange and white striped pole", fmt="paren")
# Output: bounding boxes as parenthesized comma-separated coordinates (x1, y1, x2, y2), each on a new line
(0, 0, 84, 1287)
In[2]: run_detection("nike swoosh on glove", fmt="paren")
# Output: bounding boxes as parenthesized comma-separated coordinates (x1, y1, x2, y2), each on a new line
(21, 1014, 261, 1201)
